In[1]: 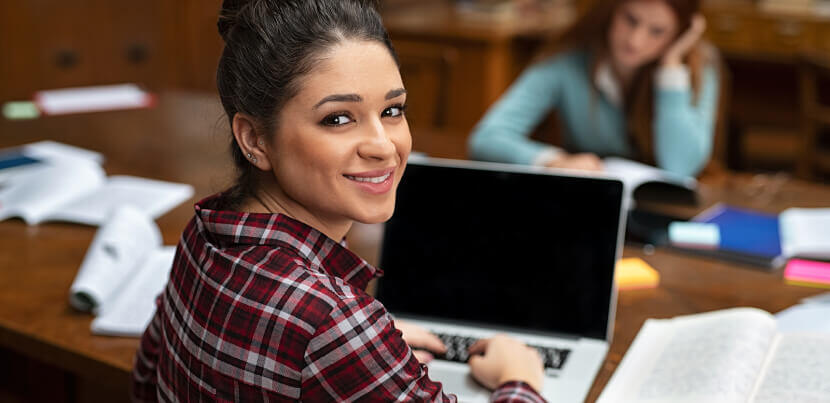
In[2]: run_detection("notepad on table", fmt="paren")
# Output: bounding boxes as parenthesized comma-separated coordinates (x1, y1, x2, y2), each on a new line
(785, 259, 830, 289)
(615, 258, 660, 290)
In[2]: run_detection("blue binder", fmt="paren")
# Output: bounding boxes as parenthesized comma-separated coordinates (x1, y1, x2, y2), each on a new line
(693, 204, 785, 268)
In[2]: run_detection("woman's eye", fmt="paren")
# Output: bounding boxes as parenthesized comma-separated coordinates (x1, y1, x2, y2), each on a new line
(382, 104, 406, 118)
(649, 27, 665, 37)
(625, 13, 638, 27)
(321, 113, 353, 126)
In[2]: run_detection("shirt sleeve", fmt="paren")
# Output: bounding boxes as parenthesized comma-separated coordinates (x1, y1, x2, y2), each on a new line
(492, 381, 547, 403)
(131, 297, 163, 403)
(300, 295, 547, 402)
(653, 63, 720, 177)
(468, 59, 564, 165)
(301, 294, 455, 401)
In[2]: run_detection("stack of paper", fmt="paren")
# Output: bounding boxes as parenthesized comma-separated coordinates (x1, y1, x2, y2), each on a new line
(34, 84, 154, 115)
(615, 258, 660, 290)
(70, 206, 174, 336)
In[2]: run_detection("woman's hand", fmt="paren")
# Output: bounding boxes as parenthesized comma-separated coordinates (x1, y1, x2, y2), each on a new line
(662, 14, 707, 67)
(544, 152, 604, 171)
(467, 335, 544, 393)
(395, 320, 446, 363)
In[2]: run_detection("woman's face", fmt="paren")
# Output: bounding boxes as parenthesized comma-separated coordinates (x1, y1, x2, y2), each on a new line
(266, 40, 411, 231)
(608, 0, 679, 72)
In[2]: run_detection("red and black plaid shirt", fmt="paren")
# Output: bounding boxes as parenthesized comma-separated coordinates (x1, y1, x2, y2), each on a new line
(132, 193, 545, 402)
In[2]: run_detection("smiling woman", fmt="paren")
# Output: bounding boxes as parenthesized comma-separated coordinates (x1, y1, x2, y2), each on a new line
(130, 0, 545, 401)
(234, 39, 411, 240)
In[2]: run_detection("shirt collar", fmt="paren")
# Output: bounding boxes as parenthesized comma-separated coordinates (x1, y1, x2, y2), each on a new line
(594, 60, 623, 107)
(193, 193, 382, 290)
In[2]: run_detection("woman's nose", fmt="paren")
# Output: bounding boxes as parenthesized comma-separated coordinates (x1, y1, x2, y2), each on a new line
(358, 119, 397, 160)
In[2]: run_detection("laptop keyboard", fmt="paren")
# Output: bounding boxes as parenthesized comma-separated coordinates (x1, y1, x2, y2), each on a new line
(433, 332, 571, 370)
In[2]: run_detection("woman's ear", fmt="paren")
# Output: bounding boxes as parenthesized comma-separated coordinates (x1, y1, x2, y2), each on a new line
(232, 113, 273, 172)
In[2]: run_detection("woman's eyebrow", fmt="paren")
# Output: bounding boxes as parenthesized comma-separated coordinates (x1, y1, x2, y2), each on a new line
(314, 93, 362, 109)
(385, 88, 407, 100)
(313, 88, 406, 109)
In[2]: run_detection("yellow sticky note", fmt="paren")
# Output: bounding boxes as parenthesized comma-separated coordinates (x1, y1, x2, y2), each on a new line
(615, 258, 660, 290)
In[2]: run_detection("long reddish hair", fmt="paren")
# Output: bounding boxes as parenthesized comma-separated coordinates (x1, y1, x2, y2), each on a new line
(537, 0, 712, 165)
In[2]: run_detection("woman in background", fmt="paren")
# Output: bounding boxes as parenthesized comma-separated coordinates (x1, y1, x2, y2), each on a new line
(468, 0, 720, 177)
(132, 0, 545, 401)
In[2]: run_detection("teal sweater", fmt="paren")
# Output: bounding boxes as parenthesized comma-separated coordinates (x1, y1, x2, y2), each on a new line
(468, 50, 720, 177)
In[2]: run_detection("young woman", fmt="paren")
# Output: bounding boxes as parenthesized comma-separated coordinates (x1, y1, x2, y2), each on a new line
(131, 0, 545, 401)
(468, 0, 720, 177)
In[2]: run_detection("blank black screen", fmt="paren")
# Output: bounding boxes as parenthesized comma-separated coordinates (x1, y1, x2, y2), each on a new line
(376, 160, 623, 341)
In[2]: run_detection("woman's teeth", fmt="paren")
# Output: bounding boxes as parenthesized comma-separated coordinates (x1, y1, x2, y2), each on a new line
(345, 173, 391, 183)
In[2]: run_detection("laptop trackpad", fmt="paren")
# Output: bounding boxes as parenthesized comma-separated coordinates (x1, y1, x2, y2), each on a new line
(427, 360, 490, 402)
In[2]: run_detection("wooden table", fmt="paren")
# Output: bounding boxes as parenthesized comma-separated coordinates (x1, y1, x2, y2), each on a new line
(1, 92, 828, 402)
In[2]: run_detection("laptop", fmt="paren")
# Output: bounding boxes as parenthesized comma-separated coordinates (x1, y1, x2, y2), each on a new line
(376, 156, 626, 402)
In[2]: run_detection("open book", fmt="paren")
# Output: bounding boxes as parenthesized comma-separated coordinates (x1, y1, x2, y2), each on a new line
(603, 157, 698, 207)
(598, 308, 830, 403)
(69, 206, 174, 336)
(0, 152, 192, 225)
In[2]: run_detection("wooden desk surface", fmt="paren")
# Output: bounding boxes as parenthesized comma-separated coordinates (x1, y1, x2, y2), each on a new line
(1, 92, 828, 401)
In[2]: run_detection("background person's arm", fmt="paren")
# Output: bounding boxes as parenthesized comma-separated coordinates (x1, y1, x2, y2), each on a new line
(468, 59, 564, 165)
(653, 62, 720, 177)
(653, 15, 719, 177)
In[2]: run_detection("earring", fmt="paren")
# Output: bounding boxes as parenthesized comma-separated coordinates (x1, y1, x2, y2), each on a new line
(257, 138, 264, 146)
(246, 152, 257, 164)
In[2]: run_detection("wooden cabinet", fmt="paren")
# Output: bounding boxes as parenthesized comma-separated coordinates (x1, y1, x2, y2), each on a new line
(702, 1, 830, 172)
(707, 11, 759, 55)
(382, 2, 574, 136)
(0, 1, 223, 102)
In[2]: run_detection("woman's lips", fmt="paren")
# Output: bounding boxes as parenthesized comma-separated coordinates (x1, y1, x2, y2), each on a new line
(343, 167, 396, 194)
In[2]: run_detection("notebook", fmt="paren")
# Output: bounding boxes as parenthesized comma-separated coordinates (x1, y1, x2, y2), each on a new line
(377, 156, 625, 402)
(692, 204, 786, 269)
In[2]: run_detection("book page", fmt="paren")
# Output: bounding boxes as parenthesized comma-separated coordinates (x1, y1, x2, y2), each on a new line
(48, 175, 193, 225)
(598, 308, 777, 403)
(750, 333, 830, 403)
(603, 157, 697, 191)
(69, 206, 161, 313)
(0, 159, 104, 225)
(780, 208, 830, 260)
(602, 157, 696, 208)
(91, 246, 175, 337)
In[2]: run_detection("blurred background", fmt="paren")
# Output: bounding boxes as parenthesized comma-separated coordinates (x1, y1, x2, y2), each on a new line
(2, 0, 830, 181)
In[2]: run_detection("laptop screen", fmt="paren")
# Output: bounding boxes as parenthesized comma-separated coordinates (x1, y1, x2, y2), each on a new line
(376, 158, 623, 341)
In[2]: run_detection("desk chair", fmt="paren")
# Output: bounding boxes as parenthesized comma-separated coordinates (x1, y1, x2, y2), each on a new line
(797, 52, 830, 180)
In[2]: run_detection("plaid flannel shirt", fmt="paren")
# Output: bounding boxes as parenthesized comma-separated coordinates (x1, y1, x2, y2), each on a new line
(132, 193, 546, 402)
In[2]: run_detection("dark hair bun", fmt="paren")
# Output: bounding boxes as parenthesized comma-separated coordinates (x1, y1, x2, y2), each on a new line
(217, 0, 253, 41)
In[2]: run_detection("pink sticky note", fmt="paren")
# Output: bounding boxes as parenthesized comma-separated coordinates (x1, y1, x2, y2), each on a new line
(784, 259, 830, 286)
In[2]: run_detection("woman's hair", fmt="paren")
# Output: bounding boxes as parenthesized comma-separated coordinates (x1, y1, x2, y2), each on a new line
(216, 0, 397, 207)
(537, 0, 712, 165)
